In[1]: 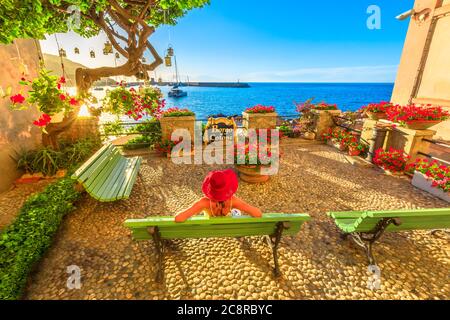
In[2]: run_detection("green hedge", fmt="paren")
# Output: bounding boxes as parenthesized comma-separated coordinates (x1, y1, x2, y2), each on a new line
(0, 178, 81, 300)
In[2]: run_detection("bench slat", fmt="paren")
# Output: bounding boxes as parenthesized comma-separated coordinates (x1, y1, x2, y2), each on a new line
(121, 157, 142, 200)
(125, 213, 310, 228)
(88, 153, 123, 197)
(113, 157, 141, 200)
(97, 157, 129, 201)
(72, 144, 113, 179)
(76, 146, 117, 184)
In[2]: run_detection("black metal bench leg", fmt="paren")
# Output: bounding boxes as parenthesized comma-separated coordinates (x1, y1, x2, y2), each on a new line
(270, 222, 287, 278)
(148, 227, 164, 283)
(349, 218, 401, 266)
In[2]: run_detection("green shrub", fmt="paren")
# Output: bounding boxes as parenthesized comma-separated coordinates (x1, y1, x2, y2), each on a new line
(123, 135, 153, 150)
(15, 139, 100, 176)
(125, 119, 162, 150)
(0, 178, 81, 300)
(102, 120, 124, 137)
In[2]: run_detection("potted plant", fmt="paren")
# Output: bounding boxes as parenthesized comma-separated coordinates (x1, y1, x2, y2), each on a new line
(373, 148, 410, 175)
(234, 144, 277, 183)
(360, 101, 393, 120)
(243, 105, 277, 130)
(386, 104, 449, 130)
(5, 69, 80, 148)
(159, 107, 196, 141)
(407, 159, 450, 202)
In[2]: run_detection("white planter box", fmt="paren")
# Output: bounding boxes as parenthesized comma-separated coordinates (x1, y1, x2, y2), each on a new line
(412, 171, 450, 203)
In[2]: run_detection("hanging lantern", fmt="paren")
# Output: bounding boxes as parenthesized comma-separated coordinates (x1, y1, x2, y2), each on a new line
(103, 41, 113, 54)
(167, 46, 174, 57)
(164, 55, 172, 67)
(59, 48, 67, 58)
(142, 57, 146, 63)
(74, 47, 80, 54)
(90, 50, 96, 58)
(115, 52, 120, 59)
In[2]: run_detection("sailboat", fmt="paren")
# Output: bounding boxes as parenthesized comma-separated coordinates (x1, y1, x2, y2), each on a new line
(168, 56, 187, 98)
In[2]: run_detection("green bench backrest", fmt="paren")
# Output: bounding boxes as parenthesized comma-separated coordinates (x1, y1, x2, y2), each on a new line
(72, 144, 142, 202)
(125, 213, 310, 240)
(328, 208, 450, 233)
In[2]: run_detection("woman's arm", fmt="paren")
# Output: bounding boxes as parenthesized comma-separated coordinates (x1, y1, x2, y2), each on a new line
(174, 198, 209, 222)
(232, 196, 263, 218)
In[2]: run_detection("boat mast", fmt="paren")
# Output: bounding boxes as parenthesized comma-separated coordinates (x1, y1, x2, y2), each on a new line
(174, 55, 180, 84)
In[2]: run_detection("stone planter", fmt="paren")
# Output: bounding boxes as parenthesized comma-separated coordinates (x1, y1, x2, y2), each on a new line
(242, 112, 277, 130)
(160, 115, 196, 141)
(404, 120, 441, 130)
(310, 109, 342, 140)
(412, 171, 450, 203)
(366, 111, 387, 121)
(235, 165, 271, 183)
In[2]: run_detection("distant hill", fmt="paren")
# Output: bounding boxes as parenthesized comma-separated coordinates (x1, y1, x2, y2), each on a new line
(42, 53, 116, 86)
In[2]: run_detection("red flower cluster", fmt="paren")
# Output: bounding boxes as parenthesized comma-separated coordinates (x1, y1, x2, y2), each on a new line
(10, 94, 25, 104)
(154, 138, 182, 156)
(387, 104, 449, 123)
(33, 113, 52, 127)
(360, 101, 392, 113)
(406, 158, 449, 193)
(373, 148, 410, 172)
(245, 105, 276, 114)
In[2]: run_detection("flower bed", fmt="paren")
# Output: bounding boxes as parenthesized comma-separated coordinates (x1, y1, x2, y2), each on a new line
(373, 148, 410, 174)
(386, 104, 449, 130)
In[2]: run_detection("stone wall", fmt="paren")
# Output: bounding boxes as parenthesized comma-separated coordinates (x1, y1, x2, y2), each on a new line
(0, 39, 42, 192)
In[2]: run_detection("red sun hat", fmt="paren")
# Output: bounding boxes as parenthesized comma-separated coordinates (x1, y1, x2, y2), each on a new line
(202, 169, 239, 202)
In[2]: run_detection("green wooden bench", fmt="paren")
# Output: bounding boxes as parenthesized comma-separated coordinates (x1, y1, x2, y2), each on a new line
(72, 144, 142, 202)
(328, 208, 450, 265)
(124, 213, 310, 282)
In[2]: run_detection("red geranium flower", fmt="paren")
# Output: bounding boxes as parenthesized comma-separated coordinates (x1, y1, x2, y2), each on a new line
(33, 114, 52, 127)
(59, 94, 66, 101)
(10, 94, 26, 104)
(59, 76, 66, 84)
(69, 98, 78, 106)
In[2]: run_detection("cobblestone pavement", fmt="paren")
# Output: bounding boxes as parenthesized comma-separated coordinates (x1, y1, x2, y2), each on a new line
(24, 143, 449, 300)
(0, 180, 51, 230)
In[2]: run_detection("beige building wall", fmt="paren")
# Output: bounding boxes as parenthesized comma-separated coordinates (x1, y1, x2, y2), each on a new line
(0, 39, 42, 192)
(391, 0, 450, 141)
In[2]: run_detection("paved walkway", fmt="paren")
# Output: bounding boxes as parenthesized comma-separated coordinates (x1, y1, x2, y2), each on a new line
(23, 143, 449, 300)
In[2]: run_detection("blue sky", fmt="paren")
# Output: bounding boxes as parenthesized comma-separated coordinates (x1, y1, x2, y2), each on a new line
(41, 0, 415, 83)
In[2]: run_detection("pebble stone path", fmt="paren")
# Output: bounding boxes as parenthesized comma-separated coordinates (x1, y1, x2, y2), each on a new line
(20, 143, 449, 300)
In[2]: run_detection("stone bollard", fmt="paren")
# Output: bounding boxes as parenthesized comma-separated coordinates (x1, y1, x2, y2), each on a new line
(160, 114, 196, 142)
(385, 127, 436, 164)
(60, 116, 101, 143)
(310, 109, 341, 140)
(242, 112, 278, 130)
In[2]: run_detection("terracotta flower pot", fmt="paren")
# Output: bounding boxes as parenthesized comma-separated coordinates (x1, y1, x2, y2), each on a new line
(235, 165, 270, 183)
(404, 120, 441, 130)
(366, 111, 387, 121)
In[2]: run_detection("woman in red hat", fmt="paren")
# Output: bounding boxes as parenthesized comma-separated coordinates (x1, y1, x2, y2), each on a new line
(175, 169, 262, 222)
